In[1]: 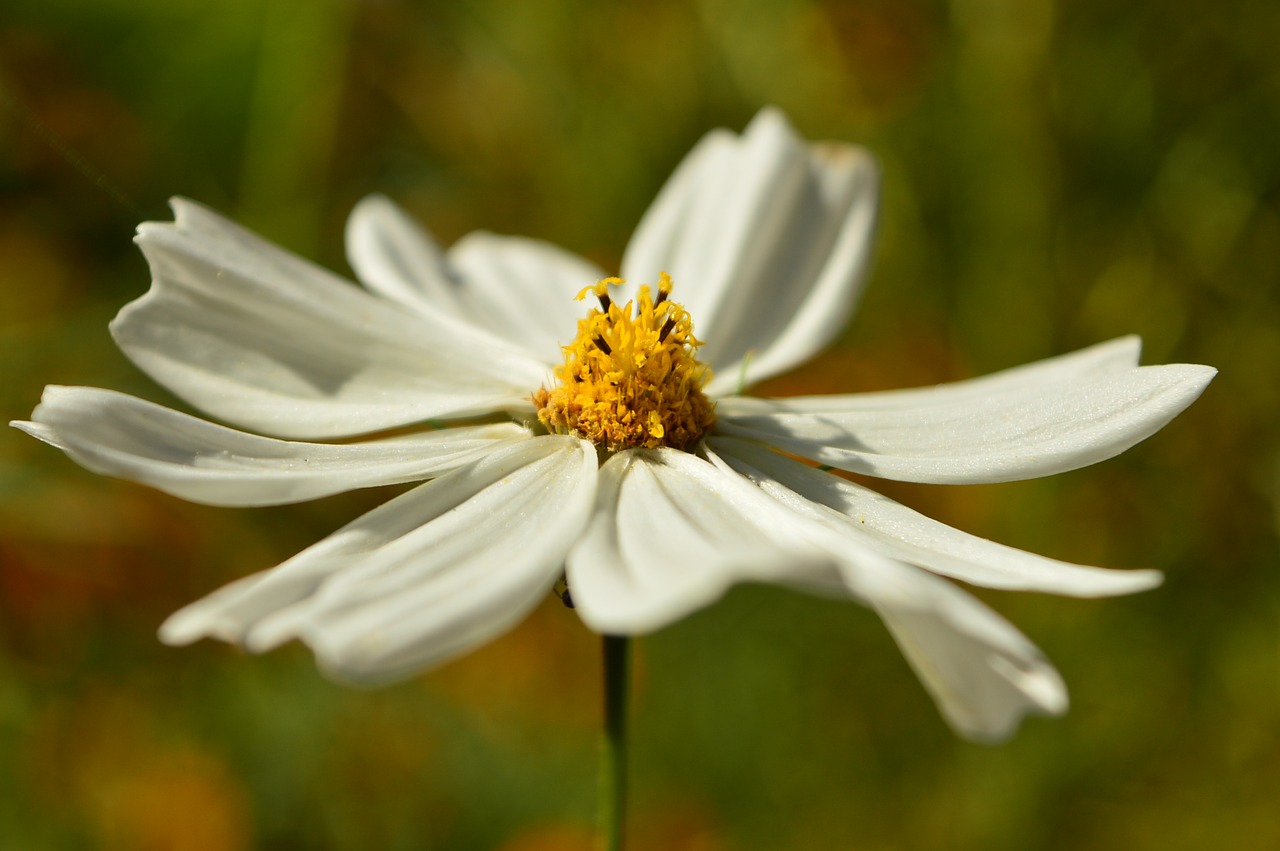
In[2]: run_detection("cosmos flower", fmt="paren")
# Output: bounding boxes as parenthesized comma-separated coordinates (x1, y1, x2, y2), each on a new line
(14, 109, 1214, 741)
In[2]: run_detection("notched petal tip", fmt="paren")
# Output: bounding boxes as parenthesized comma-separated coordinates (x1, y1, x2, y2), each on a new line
(242, 610, 306, 655)
(134, 196, 201, 239)
(307, 637, 433, 688)
(157, 609, 218, 647)
(1110, 333, 1144, 361)
(350, 192, 394, 215)
(1106, 568, 1163, 595)
(1165, 363, 1218, 395)
(857, 557, 1073, 743)
(15, 385, 85, 450)
(10, 419, 65, 450)
(168, 195, 214, 226)
(813, 139, 880, 179)
(957, 656, 1069, 745)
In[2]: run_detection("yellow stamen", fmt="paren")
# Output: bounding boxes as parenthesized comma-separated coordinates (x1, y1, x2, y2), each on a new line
(534, 275, 716, 452)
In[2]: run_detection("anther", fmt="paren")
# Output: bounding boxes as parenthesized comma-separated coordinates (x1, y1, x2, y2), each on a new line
(655, 271, 673, 308)
(594, 335, 613, 355)
(554, 576, 575, 609)
(597, 292, 612, 312)
(658, 316, 677, 343)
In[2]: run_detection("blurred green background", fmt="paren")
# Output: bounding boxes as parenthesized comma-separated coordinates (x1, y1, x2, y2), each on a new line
(2, 0, 1277, 848)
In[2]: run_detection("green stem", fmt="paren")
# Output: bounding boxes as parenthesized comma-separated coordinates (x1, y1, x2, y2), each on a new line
(599, 634, 631, 851)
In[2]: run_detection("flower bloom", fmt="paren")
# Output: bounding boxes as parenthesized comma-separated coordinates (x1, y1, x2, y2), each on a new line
(15, 109, 1215, 741)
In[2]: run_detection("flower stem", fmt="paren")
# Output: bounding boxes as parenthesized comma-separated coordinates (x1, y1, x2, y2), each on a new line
(599, 634, 631, 851)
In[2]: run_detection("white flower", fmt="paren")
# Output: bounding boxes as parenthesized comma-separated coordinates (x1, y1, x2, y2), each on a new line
(14, 108, 1215, 742)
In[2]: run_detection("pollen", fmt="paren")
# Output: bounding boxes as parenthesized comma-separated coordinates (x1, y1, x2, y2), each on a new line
(533, 274, 716, 452)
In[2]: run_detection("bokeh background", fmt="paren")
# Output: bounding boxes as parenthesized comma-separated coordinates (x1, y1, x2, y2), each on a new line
(2, 0, 1277, 848)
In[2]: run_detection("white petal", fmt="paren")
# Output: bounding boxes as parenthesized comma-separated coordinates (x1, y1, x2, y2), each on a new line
(566, 448, 836, 635)
(699, 441, 1067, 741)
(709, 436, 1162, 596)
(346, 195, 605, 363)
(717, 361, 1217, 484)
(619, 128, 736, 300)
(702, 139, 879, 394)
(715, 335, 1144, 414)
(345, 194, 466, 316)
(620, 108, 880, 390)
(625, 109, 805, 346)
(13, 386, 530, 507)
(866, 564, 1068, 743)
(116, 198, 546, 439)
(160, 435, 597, 682)
(445, 231, 605, 364)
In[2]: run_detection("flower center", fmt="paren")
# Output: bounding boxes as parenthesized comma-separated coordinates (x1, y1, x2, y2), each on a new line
(533, 274, 716, 452)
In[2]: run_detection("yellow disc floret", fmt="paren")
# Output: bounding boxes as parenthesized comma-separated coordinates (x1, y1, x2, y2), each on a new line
(534, 274, 716, 452)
